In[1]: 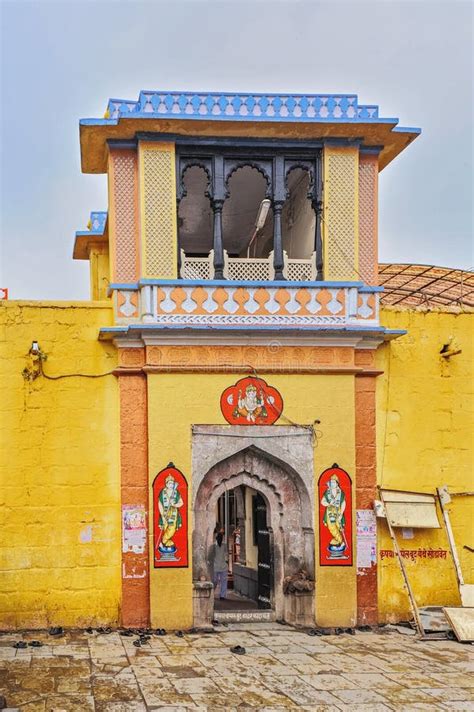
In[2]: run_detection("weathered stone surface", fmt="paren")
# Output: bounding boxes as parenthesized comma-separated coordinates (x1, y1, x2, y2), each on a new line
(0, 625, 473, 710)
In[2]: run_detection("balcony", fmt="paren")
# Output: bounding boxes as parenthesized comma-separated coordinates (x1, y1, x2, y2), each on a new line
(111, 280, 380, 331)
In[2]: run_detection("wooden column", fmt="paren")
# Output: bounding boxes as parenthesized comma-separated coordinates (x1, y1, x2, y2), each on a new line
(212, 155, 225, 279)
(272, 155, 286, 280)
(313, 153, 324, 280)
(117, 349, 150, 628)
(355, 370, 378, 625)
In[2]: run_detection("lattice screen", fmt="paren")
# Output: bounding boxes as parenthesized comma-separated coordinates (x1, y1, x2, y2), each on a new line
(112, 151, 139, 282)
(180, 251, 214, 280)
(324, 149, 358, 280)
(284, 253, 316, 281)
(224, 255, 274, 281)
(141, 144, 177, 279)
(358, 158, 378, 285)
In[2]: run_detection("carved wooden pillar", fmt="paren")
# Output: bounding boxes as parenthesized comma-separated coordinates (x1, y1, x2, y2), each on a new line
(212, 155, 226, 279)
(272, 155, 286, 280)
(313, 154, 324, 280)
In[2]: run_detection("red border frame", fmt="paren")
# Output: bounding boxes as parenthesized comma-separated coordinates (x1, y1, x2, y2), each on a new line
(152, 464, 188, 568)
(220, 377, 283, 425)
(318, 465, 353, 567)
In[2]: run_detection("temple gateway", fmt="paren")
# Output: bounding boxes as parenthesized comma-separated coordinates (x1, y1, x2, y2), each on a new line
(1, 90, 472, 631)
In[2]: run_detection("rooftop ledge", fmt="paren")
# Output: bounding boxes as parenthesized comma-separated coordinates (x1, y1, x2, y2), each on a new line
(79, 90, 421, 173)
(73, 211, 108, 259)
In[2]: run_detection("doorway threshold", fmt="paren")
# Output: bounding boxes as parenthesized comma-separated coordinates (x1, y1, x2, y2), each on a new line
(214, 609, 275, 623)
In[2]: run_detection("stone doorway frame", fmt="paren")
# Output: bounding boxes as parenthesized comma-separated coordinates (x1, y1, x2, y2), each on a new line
(191, 425, 315, 626)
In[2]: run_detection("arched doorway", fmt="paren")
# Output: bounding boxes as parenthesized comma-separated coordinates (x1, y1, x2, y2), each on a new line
(213, 487, 273, 615)
(193, 443, 315, 626)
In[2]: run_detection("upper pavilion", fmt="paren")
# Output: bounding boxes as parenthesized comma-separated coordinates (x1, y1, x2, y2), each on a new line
(74, 90, 420, 346)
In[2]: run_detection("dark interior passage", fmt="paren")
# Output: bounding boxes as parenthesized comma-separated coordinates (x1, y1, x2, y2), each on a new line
(213, 486, 273, 611)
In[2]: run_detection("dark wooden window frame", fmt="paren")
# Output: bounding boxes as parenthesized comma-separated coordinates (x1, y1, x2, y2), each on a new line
(174, 137, 324, 280)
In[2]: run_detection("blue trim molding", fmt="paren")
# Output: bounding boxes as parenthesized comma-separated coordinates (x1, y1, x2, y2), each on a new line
(75, 210, 107, 238)
(79, 91, 419, 131)
(136, 278, 369, 289)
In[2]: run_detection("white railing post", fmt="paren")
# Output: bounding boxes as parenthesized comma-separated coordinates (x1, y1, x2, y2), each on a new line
(347, 287, 358, 320)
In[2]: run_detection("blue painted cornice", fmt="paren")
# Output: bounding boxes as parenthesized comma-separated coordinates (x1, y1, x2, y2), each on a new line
(79, 90, 419, 130)
(75, 211, 107, 238)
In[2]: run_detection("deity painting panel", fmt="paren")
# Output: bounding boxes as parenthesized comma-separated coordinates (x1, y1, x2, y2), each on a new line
(318, 465, 353, 566)
(220, 377, 283, 425)
(152, 464, 188, 568)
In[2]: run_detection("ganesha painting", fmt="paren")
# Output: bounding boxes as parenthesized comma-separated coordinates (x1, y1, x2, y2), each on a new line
(220, 377, 283, 425)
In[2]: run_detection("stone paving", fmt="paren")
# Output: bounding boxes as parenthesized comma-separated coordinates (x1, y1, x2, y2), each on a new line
(0, 623, 473, 711)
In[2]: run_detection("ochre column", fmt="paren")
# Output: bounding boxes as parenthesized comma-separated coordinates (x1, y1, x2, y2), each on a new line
(108, 148, 140, 283)
(358, 152, 379, 286)
(355, 367, 378, 625)
(138, 141, 178, 280)
(118, 348, 150, 627)
(323, 145, 359, 281)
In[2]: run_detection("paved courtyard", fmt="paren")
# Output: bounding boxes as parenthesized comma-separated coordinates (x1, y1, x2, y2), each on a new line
(0, 623, 473, 711)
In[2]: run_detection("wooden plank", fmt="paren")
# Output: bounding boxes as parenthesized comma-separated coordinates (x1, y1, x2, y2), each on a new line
(437, 486, 465, 590)
(384, 502, 440, 529)
(443, 607, 474, 642)
(379, 489, 425, 638)
(381, 489, 440, 529)
(381, 490, 437, 503)
(460, 584, 474, 608)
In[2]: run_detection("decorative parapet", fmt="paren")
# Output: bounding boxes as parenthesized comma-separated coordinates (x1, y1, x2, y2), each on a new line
(73, 211, 108, 260)
(111, 280, 381, 330)
(80, 90, 421, 174)
(81, 211, 107, 235)
(105, 91, 381, 123)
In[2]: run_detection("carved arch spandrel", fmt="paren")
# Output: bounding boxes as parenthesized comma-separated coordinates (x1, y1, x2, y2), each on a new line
(285, 160, 316, 200)
(177, 158, 213, 201)
(224, 160, 273, 199)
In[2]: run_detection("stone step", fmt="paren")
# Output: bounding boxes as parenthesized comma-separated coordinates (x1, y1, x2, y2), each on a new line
(214, 609, 275, 623)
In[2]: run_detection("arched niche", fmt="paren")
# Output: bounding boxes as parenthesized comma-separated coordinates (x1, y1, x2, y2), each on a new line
(282, 166, 316, 259)
(178, 165, 213, 256)
(222, 165, 274, 258)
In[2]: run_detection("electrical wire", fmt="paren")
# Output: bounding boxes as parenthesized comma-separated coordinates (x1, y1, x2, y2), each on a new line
(38, 360, 115, 380)
(37, 355, 323, 446)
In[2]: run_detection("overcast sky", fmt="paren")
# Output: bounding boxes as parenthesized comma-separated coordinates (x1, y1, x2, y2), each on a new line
(1, 0, 472, 300)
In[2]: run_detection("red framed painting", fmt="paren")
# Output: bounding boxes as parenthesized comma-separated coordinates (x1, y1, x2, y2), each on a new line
(318, 465, 353, 566)
(220, 377, 283, 425)
(152, 464, 188, 568)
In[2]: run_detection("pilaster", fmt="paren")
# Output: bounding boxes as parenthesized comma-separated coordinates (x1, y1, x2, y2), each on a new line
(323, 146, 359, 281)
(138, 141, 178, 280)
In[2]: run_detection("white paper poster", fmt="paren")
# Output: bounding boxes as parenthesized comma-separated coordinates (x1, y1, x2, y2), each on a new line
(122, 505, 147, 554)
(356, 509, 377, 569)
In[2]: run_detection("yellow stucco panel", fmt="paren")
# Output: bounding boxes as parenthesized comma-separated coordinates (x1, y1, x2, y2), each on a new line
(138, 141, 178, 280)
(147, 371, 357, 629)
(323, 146, 359, 281)
(0, 301, 119, 629)
(88, 244, 110, 301)
(376, 307, 474, 621)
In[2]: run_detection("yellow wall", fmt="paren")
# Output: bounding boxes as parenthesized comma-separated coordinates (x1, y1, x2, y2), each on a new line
(88, 245, 110, 301)
(376, 307, 474, 621)
(0, 301, 119, 629)
(2, 298, 471, 630)
(147, 371, 357, 629)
